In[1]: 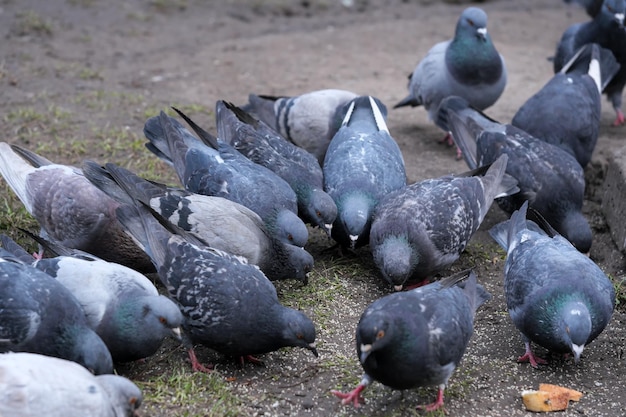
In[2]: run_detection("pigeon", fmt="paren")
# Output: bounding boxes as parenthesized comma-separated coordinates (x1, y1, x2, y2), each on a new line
(0, 352, 142, 417)
(243, 89, 359, 162)
(554, 0, 626, 125)
(0, 233, 184, 363)
(370, 154, 518, 291)
(513, 43, 620, 168)
(82, 161, 313, 283)
(489, 201, 615, 367)
(144, 110, 309, 248)
(332, 270, 490, 411)
(437, 95, 592, 253)
(323, 96, 406, 249)
(215, 100, 337, 236)
(394, 7, 506, 147)
(0, 142, 154, 273)
(564, 0, 604, 17)
(114, 202, 318, 372)
(0, 253, 113, 375)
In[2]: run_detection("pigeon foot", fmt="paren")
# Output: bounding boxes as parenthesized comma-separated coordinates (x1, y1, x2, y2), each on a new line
(188, 348, 214, 373)
(517, 343, 547, 367)
(417, 386, 445, 412)
(612, 109, 625, 126)
(331, 384, 366, 408)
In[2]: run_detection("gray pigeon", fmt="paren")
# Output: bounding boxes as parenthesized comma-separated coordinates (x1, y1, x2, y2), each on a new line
(114, 203, 318, 372)
(513, 43, 620, 168)
(215, 100, 337, 237)
(394, 7, 506, 147)
(1, 233, 184, 363)
(323, 96, 407, 249)
(144, 110, 309, 248)
(82, 161, 313, 283)
(370, 154, 518, 291)
(243, 89, 359, 162)
(332, 270, 490, 411)
(0, 352, 142, 417)
(437, 95, 592, 253)
(0, 142, 153, 273)
(489, 201, 615, 366)
(0, 254, 113, 374)
(554, 0, 626, 125)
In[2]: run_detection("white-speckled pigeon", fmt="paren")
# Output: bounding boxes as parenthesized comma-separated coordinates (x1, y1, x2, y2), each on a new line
(437, 95, 592, 253)
(0, 142, 153, 273)
(323, 96, 406, 249)
(144, 110, 308, 247)
(0, 352, 142, 417)
(394, 7, 506, 148)
(82, 161, 313, 283)
(489, 201, 615, 367)
(215, 100, 337, 236)
(554, 0, 626, 125)
(370, 154, 518, 291)
(243, 89, 359, 162)
(114, 203, 318, 372)
(332, 270, 490, 411)
(0, 254, 113, 374)
(1, 233, 183, 363)
(513, 43, 619, 168)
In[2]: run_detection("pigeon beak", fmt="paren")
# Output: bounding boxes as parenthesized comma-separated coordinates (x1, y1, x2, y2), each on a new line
(171, 326, 183, 342)
(393, 284, 404, 292)
(614, 13, 624, 27)
(572, 343, 585, 363)
(324, 223, 333, 237)
(302, 272, 309, 285)
(476, 27, 487, 41)
(359, 343, 372, 363)
(307, 342, 319, 357)
(349, 234, 359, 249)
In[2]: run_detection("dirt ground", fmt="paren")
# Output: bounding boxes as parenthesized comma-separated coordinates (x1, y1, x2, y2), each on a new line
(2, 0, 626, 416)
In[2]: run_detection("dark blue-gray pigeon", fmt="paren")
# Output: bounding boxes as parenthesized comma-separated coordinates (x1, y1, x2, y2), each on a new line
(243, 89, 359, 162)
(143, 110, 308, 248)
(0, 253, 113, 375)
(114, 203, 318, 372)
(215, 100, 337, 237)
(0, 352, 142, 417)
(1, 233, 183, 363)
(369, 154, 518, 291)
(331, 270, 490, 411)
(513, 43, 620, 168)
(394, 7, 506, 149)
(82, 161, 313, 283)
(554, 0, 626, 125)
(489, 201, 615, 367)
(0, 142, 154, 273)
(437, 95, 592, 253)
(323, 96, 406, 249)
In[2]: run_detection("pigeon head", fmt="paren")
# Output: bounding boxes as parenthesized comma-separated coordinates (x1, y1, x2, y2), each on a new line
(371, 235, 418, 291)
(456, 7, 489, 41)
(97, 374, 143, 417)
(273, 208, 309, 247)
(559, 300, 593, 363)
(337, 192, 374, 248)
(281, 308, 318, 357)
(356, 310, 393, 365)
(303, 188, 337, 236)
(599, 0, 625, 27)
(270, 242, 314, 284)
(71, 328, 114, 375)
(553, 210, 593, 253)
(140, 295, 184, 341)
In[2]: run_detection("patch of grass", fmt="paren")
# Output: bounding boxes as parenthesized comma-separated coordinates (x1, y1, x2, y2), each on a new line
(14, 10, 54, 37)
(138, 368, 244, 417)
(610, 274, 626, 311)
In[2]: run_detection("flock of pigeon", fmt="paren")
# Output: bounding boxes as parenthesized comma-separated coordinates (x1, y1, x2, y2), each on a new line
(0, 0, 623, 415)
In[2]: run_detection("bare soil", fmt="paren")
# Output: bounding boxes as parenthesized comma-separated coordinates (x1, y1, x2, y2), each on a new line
(1, 0, 626, 416)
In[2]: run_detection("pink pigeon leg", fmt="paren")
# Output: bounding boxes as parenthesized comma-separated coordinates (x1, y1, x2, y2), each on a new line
(517, 341, 547, 367)
(187, 348, 213, 373)
(331, 375, 371, 408)
(417, 385, 446, 412)
(612, 108, 625, 126)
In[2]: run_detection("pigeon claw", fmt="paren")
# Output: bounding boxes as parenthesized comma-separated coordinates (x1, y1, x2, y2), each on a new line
(416, 386, 445, 412)
(187, 348, 214, 373)
(517, 350, 548, 368)
(612, 109, 625, 126)
(331, 384, 366, 408)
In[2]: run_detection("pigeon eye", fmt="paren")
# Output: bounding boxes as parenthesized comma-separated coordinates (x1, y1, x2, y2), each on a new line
(288, 234, 294, 241)
(467, 18, 474, 26)
(376, 330, 385, 340)
(159, 317, 167, 324)
(316, 211, 322, 217)
(296, 333, 304, 339)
